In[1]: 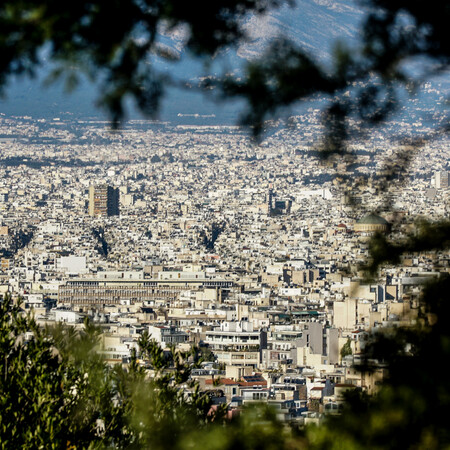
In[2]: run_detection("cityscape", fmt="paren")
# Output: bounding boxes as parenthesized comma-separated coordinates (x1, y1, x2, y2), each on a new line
(0, 0, 449, 446)
(0, 109, 448, 424)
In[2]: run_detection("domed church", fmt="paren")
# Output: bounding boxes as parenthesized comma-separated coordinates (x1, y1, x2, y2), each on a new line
(354, 213, 390, 234)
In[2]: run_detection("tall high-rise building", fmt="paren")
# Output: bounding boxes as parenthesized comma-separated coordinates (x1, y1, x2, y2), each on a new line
(435, 171, 449, 189)
(88, 184, 119, 217)
(266, 184, 273, 214)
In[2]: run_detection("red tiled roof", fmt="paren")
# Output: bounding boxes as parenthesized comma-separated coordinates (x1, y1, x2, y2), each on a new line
(205, 377, 267, 387)
(205, 378, 239, 386)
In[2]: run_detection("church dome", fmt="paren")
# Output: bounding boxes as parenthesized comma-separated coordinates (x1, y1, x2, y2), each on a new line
(354, 213, 390, 233)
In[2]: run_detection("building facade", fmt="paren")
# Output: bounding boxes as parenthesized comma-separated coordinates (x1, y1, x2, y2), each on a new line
(88, 184, 120, 217)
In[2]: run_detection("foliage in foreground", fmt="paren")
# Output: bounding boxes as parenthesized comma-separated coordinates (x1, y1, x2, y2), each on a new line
(0, 294, 304, 449)
(306, 224, 450, 450)
(0, 295, 216, 449)
(309, 274, 450, 450)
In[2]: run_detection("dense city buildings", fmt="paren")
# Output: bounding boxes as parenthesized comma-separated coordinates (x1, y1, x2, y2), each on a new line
(0, 113, 448, 423)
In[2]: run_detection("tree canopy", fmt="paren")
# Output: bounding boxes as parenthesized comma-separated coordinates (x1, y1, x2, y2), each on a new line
(1, 0, 448, 139)
(0, 294, 218, 448)
(0, 0, 286, 122)
(1, 0, 450, 448)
